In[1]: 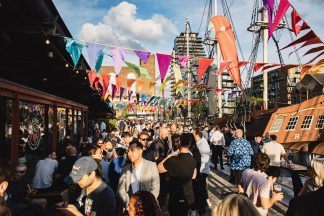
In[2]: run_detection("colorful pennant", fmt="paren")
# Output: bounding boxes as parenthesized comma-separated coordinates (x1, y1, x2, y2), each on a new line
(156, 53, 172, 83)
(198, 58, 213, 81)
(134, 50, 151, 64)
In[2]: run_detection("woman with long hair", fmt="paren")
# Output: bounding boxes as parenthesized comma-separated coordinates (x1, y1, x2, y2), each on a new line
(128, 191, 162, 216)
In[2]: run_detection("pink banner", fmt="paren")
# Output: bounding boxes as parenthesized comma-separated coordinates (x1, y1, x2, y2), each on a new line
(268, 0, 291, 40)
(156, 53, 172, 82)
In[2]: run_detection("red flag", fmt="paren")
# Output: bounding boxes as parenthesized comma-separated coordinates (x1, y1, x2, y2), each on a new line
(253, 63, 267, 72)
(238, 61, 249, 68)
(268, 0, 291, 40)
(291, 9, 302, 36)
(288, 37, 323, 56)
(218, 60, 233, 75)
(87, 71, 97, 87)
(101, 73, 111, 93)
(303, 46, 324, 56)
(127, 78, 136, 90)
(211, 16, 242, 88)
(198, 58, 213, 81)
(262, 64, 281, 71)
(281, 31, 317, 50)
(305, 51, 324, 64)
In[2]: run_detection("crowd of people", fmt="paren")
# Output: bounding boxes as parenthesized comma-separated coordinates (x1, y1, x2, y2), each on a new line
(0, 119, 323, 216)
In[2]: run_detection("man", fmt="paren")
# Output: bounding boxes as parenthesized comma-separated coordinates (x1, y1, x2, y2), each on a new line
(250, 136, 262, 156)
(261, 134, 290, 183)
(63, 157, 116, 216)
(121, 132, 134, 148)
(32, 151, 58, 192)
(240, 153, 283, 216)
(139, 131, 155, 162)
(55, 146, 78, 190)
(118, 142, 160, 209)
(286, 186, 324, 216)
(210, 125, 225, 170)
(153, 127, 171, 163)
(193, 129, 211, 215)
(201, 126, 209, 141)
(108, 147, 126, 193)
(158, 133, 197, 216)
(170, 123, 179, 135)
(227, 129, 254, 191)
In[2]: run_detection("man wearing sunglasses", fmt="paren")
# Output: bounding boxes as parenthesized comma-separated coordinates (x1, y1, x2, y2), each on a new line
(139, 131, 155, 162)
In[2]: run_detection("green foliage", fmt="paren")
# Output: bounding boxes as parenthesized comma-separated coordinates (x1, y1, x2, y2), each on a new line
(247, 96, 263, 105)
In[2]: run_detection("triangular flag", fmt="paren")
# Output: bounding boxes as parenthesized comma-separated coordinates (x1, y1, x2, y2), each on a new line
(156, 53, 172, 82)
(215, 88, 225, 96)
(229, 90, 237, 99)
(111, 48, 127, 75)
(263, 0, 274, 26)
(198, 58, 213, 81)
(253, 63, 267, 72)
(87, 71, 97, 87)
(291, 9, 302, 36)
(178, 56, 191, 68)
(262, 64, 281, 71)
(95, 52, 104, 72)
(303, 46, 324, 56)
(238, 61, 249, 68)
(116, 76, 122, 91)
(136, 93, 140, 104)
(127, 78, 136, 90)
(128, 90, 133, 101)
(125, 61, 141, 76)
(111, 84, 117, 100)
(173, 64, 183, 82)
(134, 50, 151, 64)
(218, 60, 233, 75)
(305, 51, 324, 65)
(268, 0, 291, 40)
(101, 73, 111, 91)
(86, 42, 104, 72)
(65, 38, 83, 68)
(137, 80, 145, 92)
(120, 87, 125, 101)
(281, 31, 317, 50)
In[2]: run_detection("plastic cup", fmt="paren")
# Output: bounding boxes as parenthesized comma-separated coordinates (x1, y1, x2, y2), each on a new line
(274, 184, 282, 192)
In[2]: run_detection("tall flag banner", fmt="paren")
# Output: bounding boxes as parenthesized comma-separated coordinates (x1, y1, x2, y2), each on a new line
(156, 53, 172, 82)
(268, 0, 291, 40)
(86, 42, 104, 72)
(128, 90, 133, 101)
(111, 48, 127, 75)
(125, 61, 141, 76)
(111, 84, 117, 100)
(127, 78, 136, 90)
(281, 31, 317, 50)
(218, 60, 233, 75)
(87, 71, 97, 87)
(198, 58, 213, 81)
(65, 38, 83, 68)
(173, 64, 183, 82)
(291, 9, 302, 36)
(211, 16, 242, 88)
(120, 87, 125, 101)
(263, 0, 274, 27)
(178, 56, 191, 68)
(134, 50, 151, 64)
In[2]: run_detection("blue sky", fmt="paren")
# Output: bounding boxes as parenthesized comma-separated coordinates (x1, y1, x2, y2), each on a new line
(53, 0, 324, 79)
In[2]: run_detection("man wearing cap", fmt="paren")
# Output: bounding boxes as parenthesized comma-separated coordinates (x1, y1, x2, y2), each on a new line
(118, 141, 160, 210)
(63, 157, 116, 216)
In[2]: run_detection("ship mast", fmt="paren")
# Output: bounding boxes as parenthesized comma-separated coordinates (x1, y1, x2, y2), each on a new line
(215, 0, 223, 117)
(261, 2, 269, 110)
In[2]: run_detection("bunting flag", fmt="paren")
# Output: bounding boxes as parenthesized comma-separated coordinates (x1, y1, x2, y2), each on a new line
(127, 78, 136, 90)
(281, 31, 317, 50)
(87, 71, 97, 87)
(111, 84, 117, 100)
(137, 80, 145, 92)
(125, 61, 141, 76)
(263, 0, 274, 27)
(229, 90, 237, 99)
(111, 48, 127, 75)
(211, 16, 242, 88)
(134, 50, 151, 64)
(86, 42, 104, 72)
(156, 53, 172, 82)
(198, 58, 213, 81)
(65, 38, 83, 68)
(268, 0, 291, 40)
(303, 46, 324, 56)
(95, 52, 104, 72)
(305, 51, 324, 64)
(101, 73, 111, 91)
(215, 88, 225, 96)
(291, 9, 310, 36)
(141, 94, 147, 105)
(262, 63, 281, 71)
(178, 56, 191, 68)
(238, 61, 249, 68)
(136, 93, 140, 104)
(120, 87, 125, 101)
(139, 67, 150, 79)
(173, 64, 183, 82)
(253, 63, 267, 72)
(288, 37, 323, 57)
(128, 90, 133, 101)
(218, 60, 233, 75)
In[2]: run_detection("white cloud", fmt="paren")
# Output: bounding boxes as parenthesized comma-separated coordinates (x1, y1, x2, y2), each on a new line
(78, 1, 178, 49)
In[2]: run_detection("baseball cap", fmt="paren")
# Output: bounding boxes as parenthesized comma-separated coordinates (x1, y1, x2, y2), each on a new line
(68, 157, 98, 183)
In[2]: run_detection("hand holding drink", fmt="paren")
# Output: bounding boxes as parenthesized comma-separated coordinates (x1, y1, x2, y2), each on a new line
(273, 184, 284, 201)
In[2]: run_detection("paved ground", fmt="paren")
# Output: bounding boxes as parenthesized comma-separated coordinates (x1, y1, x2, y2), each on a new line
(205, 164, 291, 216)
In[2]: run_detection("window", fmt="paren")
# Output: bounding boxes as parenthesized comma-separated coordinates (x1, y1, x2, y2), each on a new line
(316, 115, 324, 129)
(301, 115, 314, 129)
(285, 116, 299, 130)
(270, 118, 284, 132)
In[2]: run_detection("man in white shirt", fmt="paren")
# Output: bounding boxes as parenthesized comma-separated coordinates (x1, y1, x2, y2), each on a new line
(210, 125, 225, 170)
(261, 134, 290, 183)
(32, 151, 58, 191)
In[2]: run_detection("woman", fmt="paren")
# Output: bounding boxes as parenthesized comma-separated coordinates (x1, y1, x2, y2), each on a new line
(213, 193, 260, 216)
(129, 191, 162, 216)
(298, 157, 324, 196)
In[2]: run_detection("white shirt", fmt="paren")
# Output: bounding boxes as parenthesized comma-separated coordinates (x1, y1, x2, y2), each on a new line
(261, 141, 286, 167)
(131, 160, 143, 194)
(210, 130, 225, 146)
(241, 169, 271, 216)
(32, 158, 58, 189)
(197, 137, 211, 174)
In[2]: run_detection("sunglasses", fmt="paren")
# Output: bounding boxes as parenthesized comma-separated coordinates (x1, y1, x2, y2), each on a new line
(98, 142, 104, 145)
(140, 138, 148, 141)
(15, 170, 25, 174)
